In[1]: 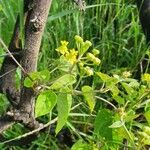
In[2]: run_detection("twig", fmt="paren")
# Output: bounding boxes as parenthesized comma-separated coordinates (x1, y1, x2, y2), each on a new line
(95, 96, 117, 110)
(0, 68, 16, 79)
(1, 117, 58, 145)
(0, 38, 26, 74)
(0, 38, 33, 81)
(0, 122, 14, 134)
(0, 52, 20, 57)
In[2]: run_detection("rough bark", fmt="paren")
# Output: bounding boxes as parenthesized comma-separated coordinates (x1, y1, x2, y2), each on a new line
(0, 0, 32, 105)
(136, 0, 150, 78)
(0, 16, 21, 105)
(137, 0, 150, 43)
(17, 0, 52, 128)
(0, 0, 52, 132)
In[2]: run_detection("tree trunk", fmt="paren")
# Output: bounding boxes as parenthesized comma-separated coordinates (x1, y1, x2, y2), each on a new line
(18, 0, 53, 128)
(0, 0, 52, 131)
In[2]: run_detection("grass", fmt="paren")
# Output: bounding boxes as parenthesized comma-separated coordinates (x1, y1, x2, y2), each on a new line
(40, 0, 148, 75)
(0, 0, 147, 73)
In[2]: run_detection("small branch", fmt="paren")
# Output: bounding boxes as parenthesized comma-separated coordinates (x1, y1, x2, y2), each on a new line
(0, 115, 14, 133)
(0, 68, 16, 79)
(73, 90, 117, 109)
(0, 15, 22, 105)
(0, 122, 14, 134)
(0, 38, 26, 74)
(1, 117, 57, 145)
(95, 96, 117, 110)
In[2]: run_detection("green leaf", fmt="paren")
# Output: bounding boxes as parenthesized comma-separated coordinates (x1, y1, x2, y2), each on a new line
(144, 110, 150, 125)
(96, 72, 118, 84)
(58, 56, 73, 72)
(121, 82, 135, 96)
(138, 132, 150, 145)
(96, 72, 111, 82)
(107, 84, 119, 96)
(24, 72, 40, 88)
(125, 110, 139, 122)
(109, 121, 124, 128)
(113, 95, 125, 104)
(35, 90, 57, 118)
(39, 70, 50, 81)
(94, 109, 112, 140)
(82, 86, 95, 112)
(71, 140, 90, 150)
(96, 72, 119, 95)
(24, 77, 34, 87)
(24, 70, 50, 88)
(50, 74, 76, 90)
(0, 94, 9, 115)
(55, 88, 72, 134)
(114, 126, 133, 141)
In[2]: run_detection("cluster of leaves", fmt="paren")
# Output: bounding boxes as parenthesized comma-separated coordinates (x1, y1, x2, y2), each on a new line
(1, 36, 150, 149)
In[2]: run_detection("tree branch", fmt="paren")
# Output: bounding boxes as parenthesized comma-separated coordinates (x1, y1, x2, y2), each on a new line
(0, 16, 21, 105)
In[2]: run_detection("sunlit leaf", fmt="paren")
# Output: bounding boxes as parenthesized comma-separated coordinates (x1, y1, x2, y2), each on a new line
(55, 88, 72, 134)
(144, 110, 150, 125)
(71, 139, 90, 150)
(96, 72, 111, 82)
(35, 90, 57, 118)
(121, 82, 135, 96)
(24, 70, 50, 88)
(24, 77, 34, 87)
(94, 109, 112, 140)
(82, 86, 95, 112)
(108, 84, 119, 96)
(0, 94, 9, 115)
(109, 121, 124, 128)
(39, 70, 50, 81)
(113, 95, 125, 104)
(50, 74, 76, 90)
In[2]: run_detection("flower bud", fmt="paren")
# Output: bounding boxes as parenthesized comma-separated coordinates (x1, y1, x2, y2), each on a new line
(143, 126, 150, 136)
(86, 53, 95, 61)
(74, 35, 83, 43)
(78, 62, 84, 68)
(93, 57, 101, 65)
(85, 40, 92, 47)
(85, 66, 93, 76)
(92, 49, 100, 55)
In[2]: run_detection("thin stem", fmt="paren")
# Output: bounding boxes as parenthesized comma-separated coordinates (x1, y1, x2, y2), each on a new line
(0, 38, 33, 81)
(74, 75, 83, 90)
(122, 123, 136, 149)
(0, 38, 26, 73)
(0, 68, 16, 79)
(1, 117, 58, 145)
(95, 96, 117, 110)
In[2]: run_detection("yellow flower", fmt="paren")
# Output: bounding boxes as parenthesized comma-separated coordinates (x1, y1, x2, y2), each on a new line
(142, 73, 150, 82)
(61, 40, 69, 46)
(65, 49, 78, 64)
(122, 71, 132, 78)
(56, 41, 69, 55)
